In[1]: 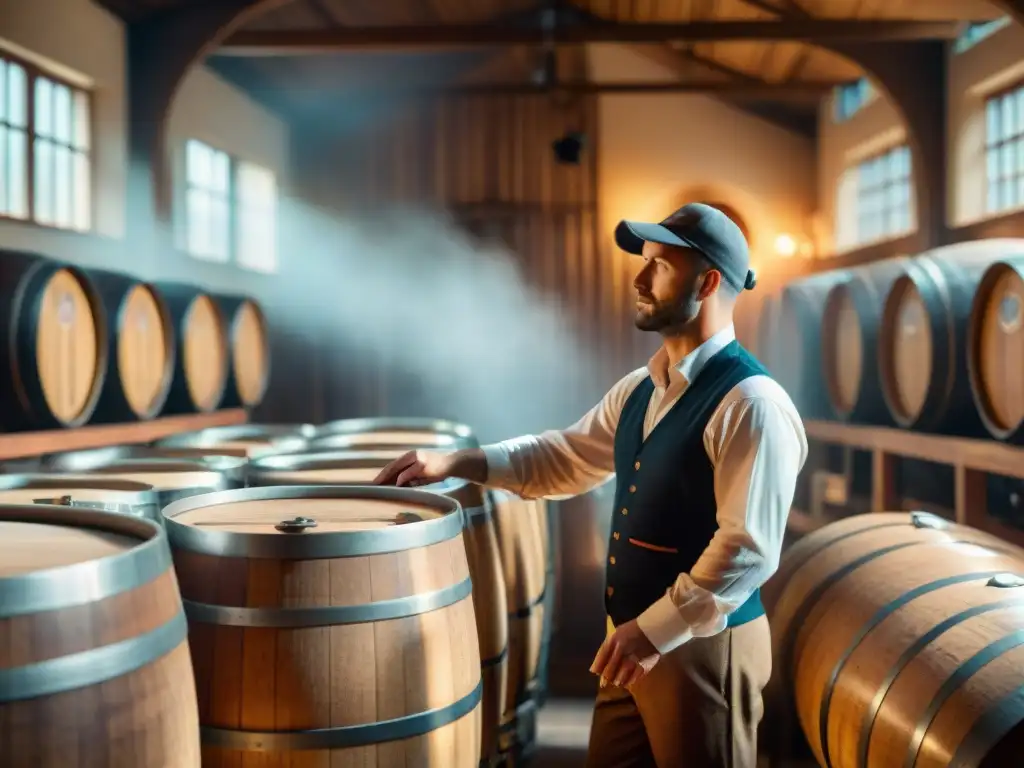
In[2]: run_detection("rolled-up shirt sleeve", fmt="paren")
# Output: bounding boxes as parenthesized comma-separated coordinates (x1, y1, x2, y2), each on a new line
(480, 369, 648, 500)
(635, 394, 807, 654)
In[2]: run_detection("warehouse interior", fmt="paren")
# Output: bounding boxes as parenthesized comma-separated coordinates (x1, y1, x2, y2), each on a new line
(3, 0, 1024, 766)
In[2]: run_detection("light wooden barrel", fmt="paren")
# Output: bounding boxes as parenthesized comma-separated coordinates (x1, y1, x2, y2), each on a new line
(968, 254, 1024, 443)
(531, 498, 555, 710)
(154, 423, 317, 457)
(245, 450, 510, 766)
(490, 490, 547, 761)
(162, 485, 483, 766)
(85, 269, 175, 422)
(269, 430, 479, 456)
(0, 474, 160, 522)
(0, 503, 200, 766)
(215, 295, 270, 409)
(767, 511, 1024, 768)
(65, 457, 246, 508)
(154, 283, 230, 414)
(775, 270, 853, 418)
(821, 256, 910, 423)
(879, 239, 1024, 434)
(0, 250, 107, 430)
(10, 444, 251, 473)
(313, 416, 478, 446)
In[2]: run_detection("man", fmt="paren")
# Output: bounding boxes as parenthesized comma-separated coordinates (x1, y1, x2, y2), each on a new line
(373, 202, 808, 767)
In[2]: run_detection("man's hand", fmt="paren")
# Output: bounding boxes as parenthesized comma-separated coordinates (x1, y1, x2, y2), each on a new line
(590, 619, 661, 689)
(372, 450, 457, 487)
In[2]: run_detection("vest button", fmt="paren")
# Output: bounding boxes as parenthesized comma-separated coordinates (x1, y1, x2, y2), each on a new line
(621, 508, 628, 515)
(629, 485, 636, 493)
(607, 587, 614, 597)
(609, 556, 616, 565)
(634, 461, 641, 470)
(613, 532, 620, 540)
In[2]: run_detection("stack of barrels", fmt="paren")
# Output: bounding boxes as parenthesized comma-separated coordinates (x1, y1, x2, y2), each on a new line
(0, 247, 271, 431)
(0, 416, 557, 768)
(761, 511, 1024, 767)
(759, 237, 1024, 440)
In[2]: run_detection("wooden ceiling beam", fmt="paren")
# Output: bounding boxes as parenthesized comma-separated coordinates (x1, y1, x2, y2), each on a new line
(293, 80, 843, 97)
(218, 20, 962, 54)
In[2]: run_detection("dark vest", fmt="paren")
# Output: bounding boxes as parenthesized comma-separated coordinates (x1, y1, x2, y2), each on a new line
(605, 340, 768, 628)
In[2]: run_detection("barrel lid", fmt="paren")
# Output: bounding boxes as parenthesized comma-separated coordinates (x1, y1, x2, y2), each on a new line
(1, 519, 139, 577)
(313, 417, 475, 442)
(162, 485, 464, 559)
(154, 423, 316, 450)
(84, 457, 244, 491)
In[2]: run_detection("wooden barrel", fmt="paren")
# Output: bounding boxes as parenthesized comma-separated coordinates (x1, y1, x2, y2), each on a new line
(878, 239, 1024, 434)
(154, 423, 316, 457)
(766, 511, 1024, 768)
(66, 457, 246, 508)
(214, 295, 270, 410)
(85, 269, 175, 422)
(0, 502, 200, 765)
(270, 430, 479, 456)
(0, 474, 160, 522)
(968, 254, 1024, 443)
(314, 417, 478, 446)
(756, 292, 781, 371)
(162, 485, 482, 766)
(154, 283, 229, 414)
(14, 444, 251, 472)
(490, 490, 547, 761)
(775, 270, 852, 418)
(531, 498, 555, 713)
(821, 256, 910, 423)
(0, 249, 107, 430)
(245, 450, 510, 766)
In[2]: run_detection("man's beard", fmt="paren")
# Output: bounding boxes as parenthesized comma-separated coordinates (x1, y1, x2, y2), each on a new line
(634, 291, 701, 334)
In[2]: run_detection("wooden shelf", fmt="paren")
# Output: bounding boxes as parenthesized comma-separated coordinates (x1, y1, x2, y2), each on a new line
(0, 409, 248, 461)
(800, 420, 1024, 550)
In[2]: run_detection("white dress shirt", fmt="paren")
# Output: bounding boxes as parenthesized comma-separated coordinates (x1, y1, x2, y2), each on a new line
(480, 325, 808, 655)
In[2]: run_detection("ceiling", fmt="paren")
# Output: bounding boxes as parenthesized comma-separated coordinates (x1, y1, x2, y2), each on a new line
(100, 0, 1009, 136)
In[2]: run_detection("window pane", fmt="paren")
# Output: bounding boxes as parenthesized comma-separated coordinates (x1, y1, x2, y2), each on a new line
(54, 144, 71, 227)
(0, 125, 6, 213)
(7, 63, 26, 128)
(7, 127, 26, 217)
(211, 150, 230, 194)
(988, 146, 1000, 184)
(1017, 88, 1024, 140)
(73, 90, 90, 150)
(0, 60, 6, 123)
(34, 77, 52, 138)
(187, 187, 211, 257)
(73, 151, 90, 231)
(988, 98, 1002, 144)
(53, 83, 71, 145)
(1003, 92, 1017, 140)
(1002, 142, 1015, 178)
(988, 179, 1001, 213)
(34, 139, 53, 224)
(211, 196, 230, 260)
(186, 140, 211, 188)
(1002, 178, 1014, 210)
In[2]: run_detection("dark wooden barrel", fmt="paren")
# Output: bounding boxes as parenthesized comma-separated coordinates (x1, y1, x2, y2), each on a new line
(163, 485, 482, 766)
(766, 512, 1024, 768)
(0, 474, 160, 522)
(154, 423, 316, 457)
(879, 239, 1024, 434)
(153, 282, 229, 414)
(84, 269, 175, 422)
(59, 457, 246, 508)
(775, 270, 852, 418)
(821, 256, 910, 423)
(0, 249, 108, 430)
(214, 294, 270, 410)
(313, 416, 478, 446)
(245, 450, 510, 766)
(968, 254, 1024, 443)
(0, 503, 200, 766)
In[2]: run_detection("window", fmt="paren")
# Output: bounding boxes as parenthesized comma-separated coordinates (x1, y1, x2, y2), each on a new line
(955, 17, 1011, 54)
(833, 78, 873, 123)
(0, 51, 91, 230)
(985, 84, 1024, 215)
(184, 139, 277, 272)
(856, 145, 913, 244)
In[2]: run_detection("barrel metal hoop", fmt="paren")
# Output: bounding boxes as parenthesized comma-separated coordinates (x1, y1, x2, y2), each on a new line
(201, 678, 482, 751)
(315, 417, 474, 440)
(817, 569, 1016, 768)
(0, 611, 187, 702)
(510, 587, 547, 620)
(0, 507, 171, 618)
(34, 496, 159, 522)
(162, 485, 464, 559)
(950, 680, 1024, 767)
(183, 576, 473, 627)
(463, 504, 492, 526)
(481, 645, 509, 669)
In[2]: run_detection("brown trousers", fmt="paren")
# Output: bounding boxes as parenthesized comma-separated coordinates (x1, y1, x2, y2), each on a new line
(585, 615, 772, 768)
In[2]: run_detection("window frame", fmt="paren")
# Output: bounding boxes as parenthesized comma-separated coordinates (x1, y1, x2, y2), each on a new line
(855, 144, 913, 246)
(983, 81, 1024, 217)
(0, 46, 95, 231)
(183, 138, 278, 273)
